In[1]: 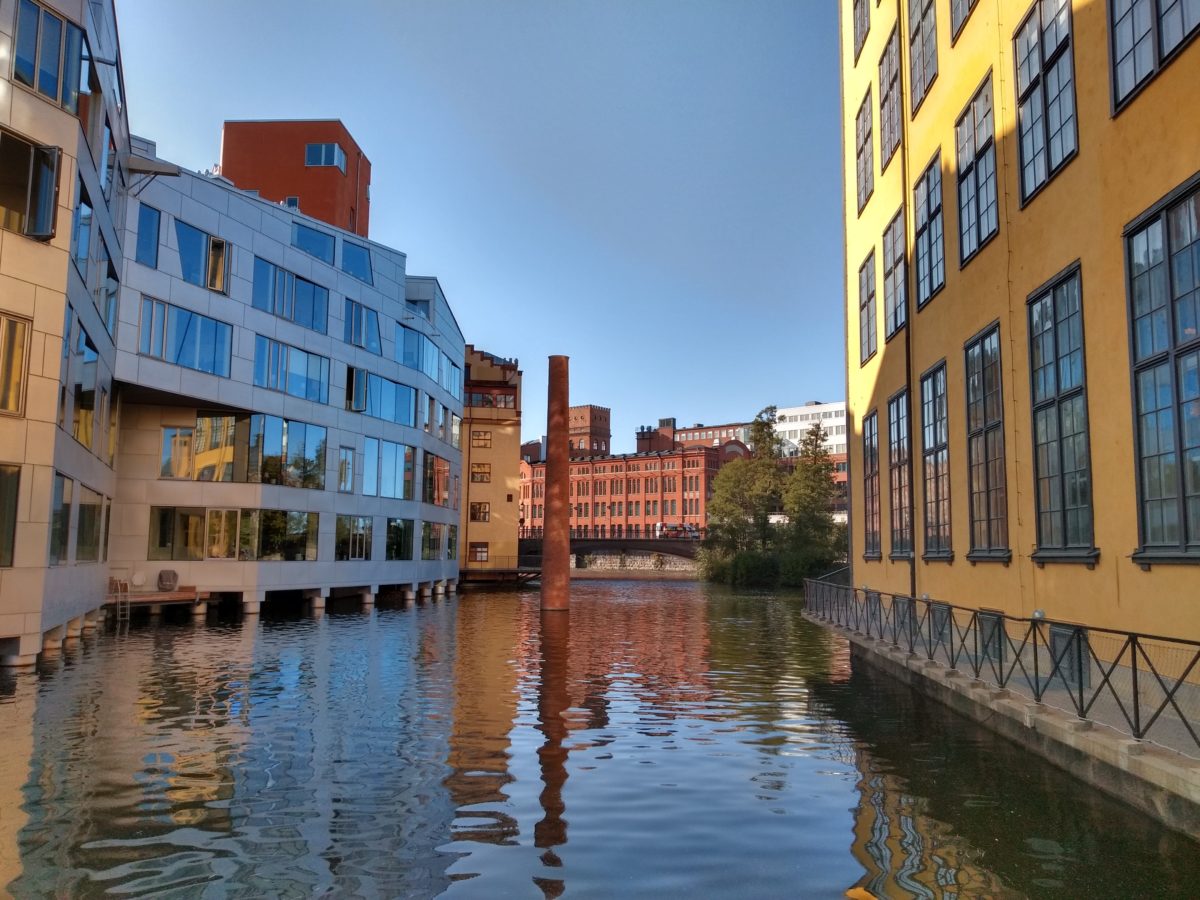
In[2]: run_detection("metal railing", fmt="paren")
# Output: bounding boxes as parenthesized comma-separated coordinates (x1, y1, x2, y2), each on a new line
(804, 579, 1200, 758)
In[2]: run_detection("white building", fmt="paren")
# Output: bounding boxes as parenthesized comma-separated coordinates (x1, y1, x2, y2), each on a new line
(0, 0, 465, 666)
(775, 401, 848, 458)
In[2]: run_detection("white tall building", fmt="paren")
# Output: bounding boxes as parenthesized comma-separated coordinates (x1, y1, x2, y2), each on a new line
(775, 401, 848, 458)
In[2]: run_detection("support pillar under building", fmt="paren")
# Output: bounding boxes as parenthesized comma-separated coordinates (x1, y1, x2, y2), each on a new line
(541, 355, 570, 611)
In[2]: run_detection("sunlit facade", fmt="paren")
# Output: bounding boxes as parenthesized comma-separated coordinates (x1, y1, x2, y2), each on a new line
(0, 0, 465, 665)
(841, 0, 1200, 638)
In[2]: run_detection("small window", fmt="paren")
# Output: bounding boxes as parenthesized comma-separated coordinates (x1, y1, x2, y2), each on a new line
(0, 313, 32, 415)
(341, 241, 373, 284)
(386, 518, 414, 560)
(284, 196, 300, 209)
(470, 502, 491, 522)
(136, 203, 160, 268)
(469, 542, 489, 562)
(175, 219, 227, 293)
(0, 129, 61, 240)
(304, 142, 347, 173)
(343, 299, 381, 354)
(0, 464, 19, 567)
(335, 515, 373, 561)
(292, 221, 335, 265)
(49, 473, 72, 565)
(338, 446, 354, 493)
(471, 430, 492, 448)
(471, 463, 492, 483)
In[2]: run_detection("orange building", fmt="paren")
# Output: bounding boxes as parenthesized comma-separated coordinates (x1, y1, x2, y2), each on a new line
(218, 120, 371, 237)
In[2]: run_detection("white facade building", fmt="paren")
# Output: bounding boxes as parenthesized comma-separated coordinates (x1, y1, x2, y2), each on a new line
(0, 0, 465, 665)
(775, 401, 848, 458)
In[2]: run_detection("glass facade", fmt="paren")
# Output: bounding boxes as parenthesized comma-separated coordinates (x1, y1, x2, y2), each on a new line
(252, 257, 329, 333)
(253, 335, 331, 403)
(139, 297, 232, 377)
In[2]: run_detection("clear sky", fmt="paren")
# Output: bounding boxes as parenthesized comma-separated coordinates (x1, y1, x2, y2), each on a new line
(116, 0, 845, 452)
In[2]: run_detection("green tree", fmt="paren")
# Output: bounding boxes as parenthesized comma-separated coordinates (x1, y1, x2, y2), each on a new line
(780, 421, 841, 582)
(701, 408, 787, 585)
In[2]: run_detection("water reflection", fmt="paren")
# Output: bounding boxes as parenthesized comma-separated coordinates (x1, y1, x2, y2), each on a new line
(0, 586, 1197, 898)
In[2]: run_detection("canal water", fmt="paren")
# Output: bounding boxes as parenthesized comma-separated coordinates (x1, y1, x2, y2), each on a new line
(0, 582, 1196, 898)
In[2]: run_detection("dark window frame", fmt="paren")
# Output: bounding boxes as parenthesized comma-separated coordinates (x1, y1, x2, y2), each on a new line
(1027, 262, 1098, 563)
(951, 0, 981, 42)
(964, 322, 1011, 561)
(1110, 0, 1200, 112)
(879, 27, 901, 171)
(888, 388, 913, 559)
(920, 361, 953, 560)
(859, 250, 877, 364)
(908, 0, 939, 115)
(863, 410, 882, 559)
(883, 207, 907, 339)
(1014, 0, 1078, 205)
(855, 89, 874, 214)
(853, 0, 871, 62)
(1125, 174, 1200, 564)
(956, 74, 999, 267)
(914, 152, 946, 309)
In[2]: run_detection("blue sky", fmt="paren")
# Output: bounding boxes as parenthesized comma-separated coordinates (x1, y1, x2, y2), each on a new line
(117, 0, 844, 451)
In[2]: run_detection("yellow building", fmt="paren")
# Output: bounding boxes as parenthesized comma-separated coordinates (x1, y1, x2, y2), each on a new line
(459, 347, 522, 573)
(841, 0, 1200, 640)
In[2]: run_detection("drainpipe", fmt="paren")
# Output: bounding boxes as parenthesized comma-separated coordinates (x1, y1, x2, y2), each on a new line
(897, 0, 918, 603)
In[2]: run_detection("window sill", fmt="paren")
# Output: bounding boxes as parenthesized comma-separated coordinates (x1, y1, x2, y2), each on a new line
(910, 73, 937, 120)
(1032, 548, 1099, 568)
(884, 322, 906, 344)
(889, 551, 914, 561)
(1131, 549, 1200, 570)
(959, 228, 999, 270)
(967, 549, 1011, 565)
(916, 282, 945, 312)
(862, 552, 882, 562)
(1112, 27, 1200, 117)
(1018, 148, 1079, 210)
(860, 349, 877, 368)
(922, 551, 954, 563)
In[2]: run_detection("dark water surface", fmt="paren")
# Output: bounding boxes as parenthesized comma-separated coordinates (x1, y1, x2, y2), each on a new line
(0, 581, 1196, 898)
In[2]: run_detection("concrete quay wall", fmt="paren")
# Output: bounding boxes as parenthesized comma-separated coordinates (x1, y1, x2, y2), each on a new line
(805, 616, 1200, 842)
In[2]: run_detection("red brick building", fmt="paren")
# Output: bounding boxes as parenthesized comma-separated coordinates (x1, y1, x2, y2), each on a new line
(569, 405, 611, 457)
(520, 444, 723, 538)
(219, 120, 371, 237)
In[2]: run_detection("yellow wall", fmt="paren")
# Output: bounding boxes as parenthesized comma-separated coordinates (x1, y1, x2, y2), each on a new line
(842, 0, 1200, 639)
(460, 349, 522, 568)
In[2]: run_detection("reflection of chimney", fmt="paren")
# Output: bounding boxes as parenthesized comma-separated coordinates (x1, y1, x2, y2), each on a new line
(534, 610, 571, 886)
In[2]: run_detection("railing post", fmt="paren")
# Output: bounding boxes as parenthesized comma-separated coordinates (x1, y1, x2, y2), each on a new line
(1032, 620, 1041, 701)
(1131, 634, 1141, 738)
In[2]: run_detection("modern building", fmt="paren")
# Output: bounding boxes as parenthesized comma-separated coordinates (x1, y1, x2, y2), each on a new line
(218, 120, 371, 237)
(460, 346, 522, 570)
(840, 0, 1200, 639)
(775, 401, 848, 457)
(1, 0, 133, 665)
(0, 0, 465, 665)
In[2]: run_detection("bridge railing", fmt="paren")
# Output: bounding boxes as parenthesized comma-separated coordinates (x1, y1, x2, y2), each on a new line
(803, 579, 1200, 758)
(519, 527, 706, 540)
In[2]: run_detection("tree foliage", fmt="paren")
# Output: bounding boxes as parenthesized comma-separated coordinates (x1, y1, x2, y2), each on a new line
(700, 415, 845, 587)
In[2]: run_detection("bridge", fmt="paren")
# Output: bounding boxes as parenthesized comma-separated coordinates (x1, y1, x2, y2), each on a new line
(518, 536, 701, 561)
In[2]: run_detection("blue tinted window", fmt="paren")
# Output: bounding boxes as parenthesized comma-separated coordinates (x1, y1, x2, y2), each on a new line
(136, 204, 160, 268)
(342, 242, 372, 284)
(292, 222, 334, 264)
(36, 8, 61, 100)
(175, 220, 206, 286)
(14, 0, 38, 87)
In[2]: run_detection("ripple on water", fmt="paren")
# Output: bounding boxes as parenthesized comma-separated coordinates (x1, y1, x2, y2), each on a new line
(1, 586, 1198, 899)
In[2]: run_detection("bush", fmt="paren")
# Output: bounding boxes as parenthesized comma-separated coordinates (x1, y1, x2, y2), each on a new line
(730, 551, 780, 587)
